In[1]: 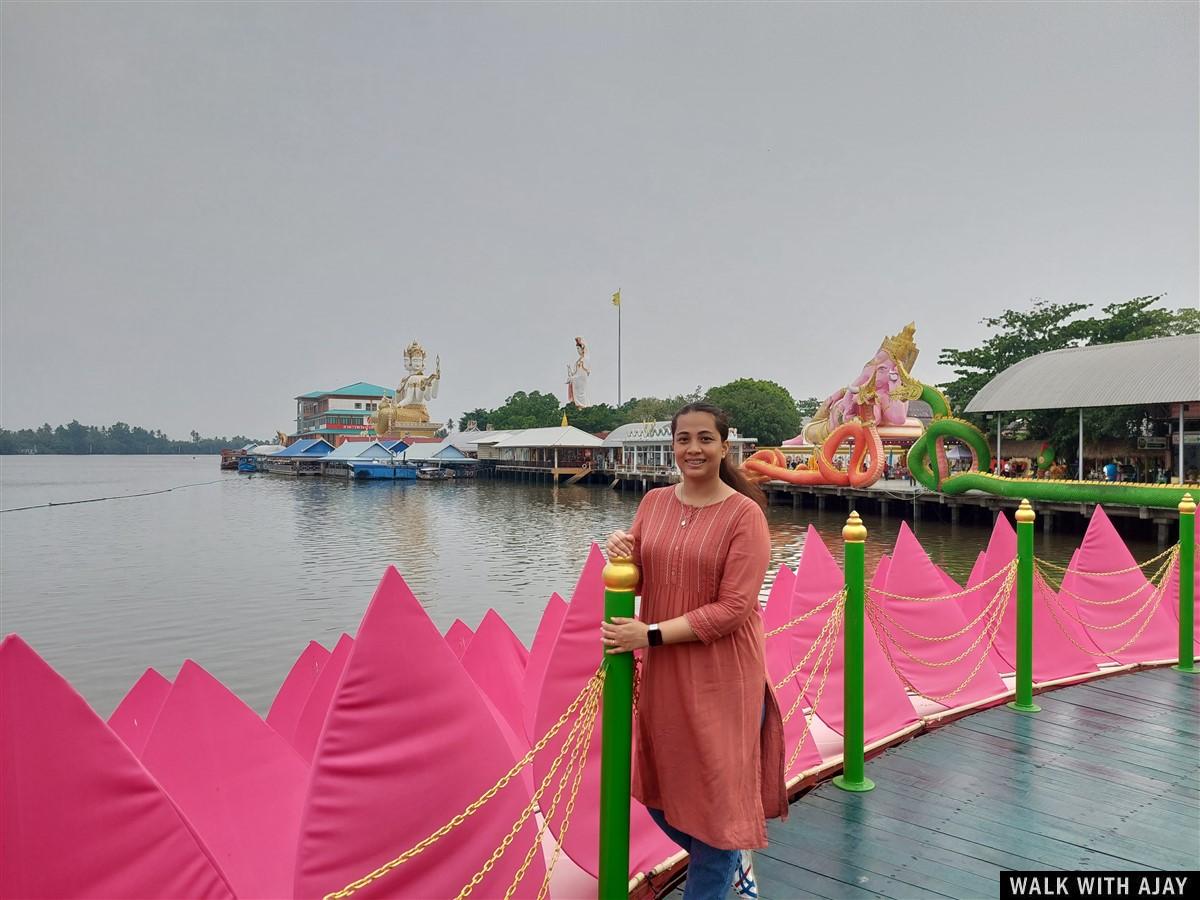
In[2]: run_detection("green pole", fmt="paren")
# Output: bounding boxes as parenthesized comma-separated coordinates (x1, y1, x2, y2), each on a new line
(598, 556, 636, 898)
(1008, 499, 1040, 713)
(834, 511, 874, 793)
(1174, 494, 1198, 674)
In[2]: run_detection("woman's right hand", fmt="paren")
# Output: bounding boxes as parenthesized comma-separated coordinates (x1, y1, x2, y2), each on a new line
(605, 530, 635, 560)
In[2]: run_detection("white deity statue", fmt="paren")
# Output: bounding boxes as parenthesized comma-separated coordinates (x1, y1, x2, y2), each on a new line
(566, 336, 590, 408)
(391, 340, 440, 424)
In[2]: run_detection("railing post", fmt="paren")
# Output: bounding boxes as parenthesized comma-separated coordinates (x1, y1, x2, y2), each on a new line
(1174, 493, 1198, 675)
(834, 511, 874, 793)
(598, 556, 637, 898)
(1008, 499, 1040, 713)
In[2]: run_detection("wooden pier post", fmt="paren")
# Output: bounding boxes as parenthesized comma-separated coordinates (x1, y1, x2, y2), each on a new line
(1008, 499, 1040, 713)
(1174, 494, 1198, 675)
(834, 511, 874, 793)
(598, 555, 637, 897)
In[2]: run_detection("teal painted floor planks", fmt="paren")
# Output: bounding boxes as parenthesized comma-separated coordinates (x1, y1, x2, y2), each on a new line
(752, 668, 1199, 900)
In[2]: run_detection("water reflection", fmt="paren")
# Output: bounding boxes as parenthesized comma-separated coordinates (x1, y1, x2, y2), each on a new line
(1, 457, 1161, 719)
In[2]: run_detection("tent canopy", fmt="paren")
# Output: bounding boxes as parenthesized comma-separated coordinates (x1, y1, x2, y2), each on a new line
(965, 334, 1200, 413)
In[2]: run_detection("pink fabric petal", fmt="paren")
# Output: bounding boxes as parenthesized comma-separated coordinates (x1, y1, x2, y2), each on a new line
(965, 551, 987, 592)
(107, 667, 172, 758)
(794, 529, 917, 747)
(1060, 507, 1178, 663)
(141, 661, 308, 899)
(533, 545, 675, 878)
(444, 618, 475, 658)
(294, 567, 544, 899)
(875, 523, 1007, 707)
(461, 609, 530, 743)
(935, 565, 962, 595)
(971, 516, 1098, 682)
(522, 592, 568, 741)
(762, 565, 797, 636)
(266, 640, 330, 742)
(0, 635, 234, 899)
(292, 633, 354, 763)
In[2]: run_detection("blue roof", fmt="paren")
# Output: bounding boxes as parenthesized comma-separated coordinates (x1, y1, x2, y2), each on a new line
(295, 382, 395, 400)
(275, 438, 334, 457)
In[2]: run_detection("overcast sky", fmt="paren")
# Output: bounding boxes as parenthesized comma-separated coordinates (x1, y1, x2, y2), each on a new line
(2, 1, 1196, 439)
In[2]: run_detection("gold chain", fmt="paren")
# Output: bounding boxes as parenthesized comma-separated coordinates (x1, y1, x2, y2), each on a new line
(785, 601, 844, 775)
(500, 677, 602, 900)
(1033, 543, 1179, 576)
(868, 564, 1017, 643)
(870, 585, 1010, 704)
(764, 589, 845, 638)
(455, 671, 602, 899)
(774, 598, 845, 693)
(1035, 548, 1177, 608)
(1035, 561, 1174, 632)
(323, 669, 605, 900)
(866, 572, 1012, 670)
(867, 560, 1015, 603)
(1035, 570, 1172, 658)
(530, 689, 600, 900)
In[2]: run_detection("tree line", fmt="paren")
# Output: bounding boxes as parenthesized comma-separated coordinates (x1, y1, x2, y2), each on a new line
(459, 380, 820, 448)
(0, 421, 266, 455)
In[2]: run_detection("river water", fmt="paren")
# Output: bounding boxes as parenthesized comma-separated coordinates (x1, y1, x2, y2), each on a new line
(0, 455, 1158, 717)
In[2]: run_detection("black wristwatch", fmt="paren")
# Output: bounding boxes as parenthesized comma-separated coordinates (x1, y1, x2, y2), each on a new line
(647, 623, 663, 647)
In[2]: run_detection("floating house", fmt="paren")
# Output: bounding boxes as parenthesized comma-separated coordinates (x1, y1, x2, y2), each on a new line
(263, 438, 334, 476)
(487, 426, 603, 481)
(321, 439, 408, 478)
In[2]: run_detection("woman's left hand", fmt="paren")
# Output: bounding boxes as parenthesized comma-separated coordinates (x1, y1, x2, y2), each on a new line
(601, 617, 648, 654)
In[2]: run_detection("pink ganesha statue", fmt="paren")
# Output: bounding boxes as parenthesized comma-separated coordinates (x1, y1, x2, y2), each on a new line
(802, 323, 923, 445)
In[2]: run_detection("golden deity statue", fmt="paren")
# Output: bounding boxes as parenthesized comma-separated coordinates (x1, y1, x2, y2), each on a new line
(372, 340, 442, 437)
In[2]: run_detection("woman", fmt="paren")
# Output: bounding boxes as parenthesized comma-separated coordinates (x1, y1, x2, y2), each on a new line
(601, 402, 787, 899)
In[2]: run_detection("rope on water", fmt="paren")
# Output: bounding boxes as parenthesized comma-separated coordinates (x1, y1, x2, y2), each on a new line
(0, 479, 229, 513)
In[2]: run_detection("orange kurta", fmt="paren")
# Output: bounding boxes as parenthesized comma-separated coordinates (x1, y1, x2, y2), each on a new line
(630, 486, 787, 850)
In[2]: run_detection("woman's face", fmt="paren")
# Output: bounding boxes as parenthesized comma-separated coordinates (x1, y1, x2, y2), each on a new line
(673, 411, 727, 483)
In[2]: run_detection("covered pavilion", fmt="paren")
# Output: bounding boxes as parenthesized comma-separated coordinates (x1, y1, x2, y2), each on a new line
(965, 333, 1200, 482)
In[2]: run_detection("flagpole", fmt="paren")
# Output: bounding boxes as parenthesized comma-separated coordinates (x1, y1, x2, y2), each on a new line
(618, 294, 622, 407)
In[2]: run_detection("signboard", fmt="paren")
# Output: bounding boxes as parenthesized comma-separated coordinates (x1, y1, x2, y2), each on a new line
(1137, 437, 1168, 449)
(322, 422, 370, 431)
(1172, 433, 1200, 445)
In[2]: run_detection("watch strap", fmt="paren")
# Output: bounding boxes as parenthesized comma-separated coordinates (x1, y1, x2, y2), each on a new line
(647, 623, 663, 647)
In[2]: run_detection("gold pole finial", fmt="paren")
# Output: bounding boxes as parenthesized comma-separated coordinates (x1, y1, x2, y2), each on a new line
(1016, 498, 1035, 524)
(843, 510, 867, 543)
(603, 556, 639, 592)
(1180, 493, 1196, 515)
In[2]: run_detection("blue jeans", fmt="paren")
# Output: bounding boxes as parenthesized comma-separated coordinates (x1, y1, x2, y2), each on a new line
(646, 807, 740, 900)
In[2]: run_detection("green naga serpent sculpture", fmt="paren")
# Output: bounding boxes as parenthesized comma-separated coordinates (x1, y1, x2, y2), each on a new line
(906, 386, 1198, 509)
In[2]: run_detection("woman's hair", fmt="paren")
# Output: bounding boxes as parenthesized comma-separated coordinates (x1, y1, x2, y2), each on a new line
(671, 401, 766, 511)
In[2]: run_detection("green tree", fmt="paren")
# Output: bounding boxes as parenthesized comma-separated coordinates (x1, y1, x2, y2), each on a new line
(487, 391, 562, 430)
(705, 379, 802, 446)
(938, 295, 1199, 461)
(796, 396, 820, 419)
(458, 408, 492, 431)
(560, 403, 623, 434)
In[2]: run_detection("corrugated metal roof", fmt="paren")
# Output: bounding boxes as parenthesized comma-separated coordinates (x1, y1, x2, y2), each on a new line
(466, 430, 524, 445)
(965, 334, 1200, 413)
(492, 426, 603, 449)
(396, 442, 472, 461)
(325, 440, 396, 460)
(274, 438, 334, 457)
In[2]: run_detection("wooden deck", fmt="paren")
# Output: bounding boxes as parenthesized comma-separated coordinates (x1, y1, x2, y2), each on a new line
(750, 668, 1197, 899)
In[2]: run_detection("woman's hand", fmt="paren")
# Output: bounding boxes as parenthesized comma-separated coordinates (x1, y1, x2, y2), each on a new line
(601, 616, 648, 654)
(605, 530, 635, 559)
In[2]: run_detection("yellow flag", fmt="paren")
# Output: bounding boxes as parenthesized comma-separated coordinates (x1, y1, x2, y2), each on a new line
(611, 289, 621, 307)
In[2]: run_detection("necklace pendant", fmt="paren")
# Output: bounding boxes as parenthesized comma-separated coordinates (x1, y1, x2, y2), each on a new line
(680, 518, 687, 527)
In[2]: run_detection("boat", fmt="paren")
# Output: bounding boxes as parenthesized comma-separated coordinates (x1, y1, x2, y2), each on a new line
(416, 466, 452, 481)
